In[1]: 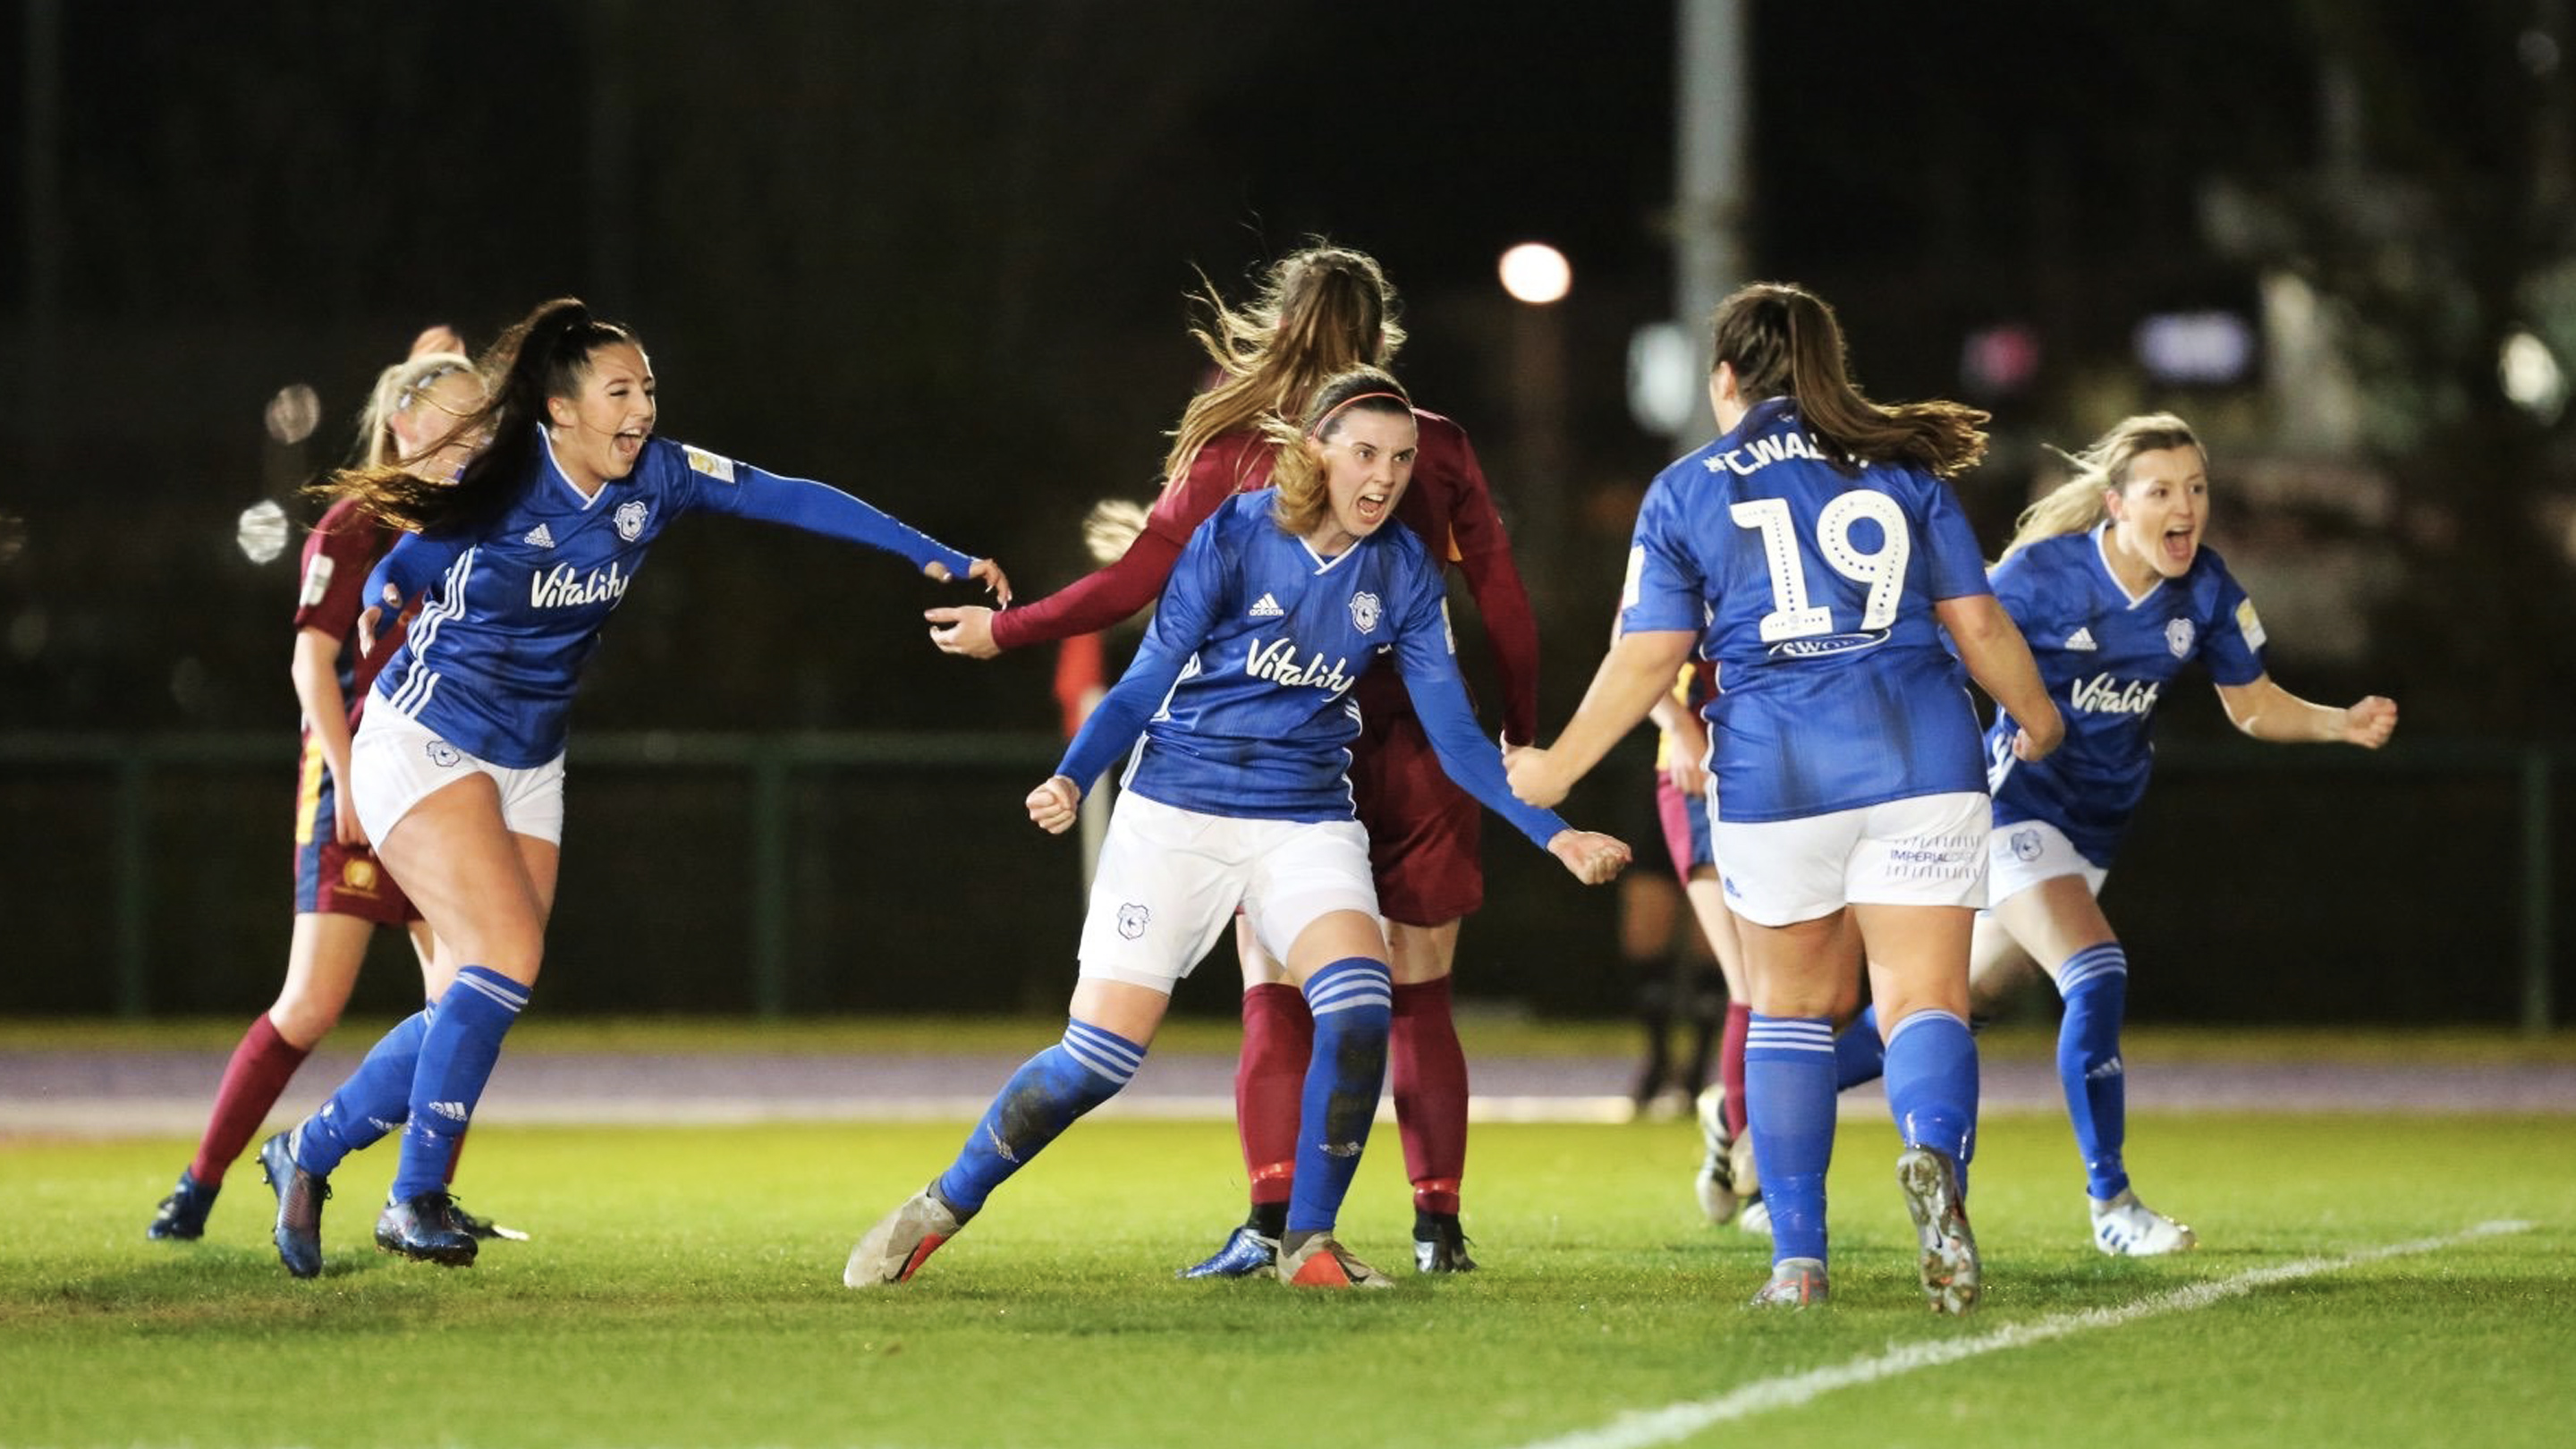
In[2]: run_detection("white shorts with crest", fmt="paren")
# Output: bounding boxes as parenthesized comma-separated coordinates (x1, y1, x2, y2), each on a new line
(1076, 792, 1380, 991)
(1711, 790, 1989, 927)
(351, 704, 567, 847)
(1986, 817, 2109, 903)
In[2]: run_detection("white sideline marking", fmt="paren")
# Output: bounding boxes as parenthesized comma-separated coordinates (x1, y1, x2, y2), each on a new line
(1504, 1219, 2538, 1449)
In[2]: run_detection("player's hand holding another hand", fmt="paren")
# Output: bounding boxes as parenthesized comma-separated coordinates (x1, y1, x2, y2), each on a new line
(1546, 829, 1631, 886)
(2343, 695, 2398, 749)
(926, 605, 1000, 658)
(1026, 775, 1080, 834)
(1506, 747, 1570, 809)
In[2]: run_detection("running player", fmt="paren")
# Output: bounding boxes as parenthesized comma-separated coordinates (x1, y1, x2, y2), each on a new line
(1827, 412, 2398, 1254)
(256, 297, 1006, 1278)
(148, 347, 518, 1243)
(846, 369, 1626, 1292)
(924, 245, 1540, 1275)
(1509, 282, 2063, 1312)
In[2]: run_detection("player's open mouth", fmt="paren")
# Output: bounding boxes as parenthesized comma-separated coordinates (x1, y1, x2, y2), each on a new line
(1354, 490, 1388, 525)
(2162, 525, 2194, 564)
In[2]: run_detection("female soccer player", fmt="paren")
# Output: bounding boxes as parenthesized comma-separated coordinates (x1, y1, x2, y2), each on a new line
(1827, 412, 2398, 1255)
(925, 244, 1541, 1276)
(148, 347, 511, 1243)
(1508, 282, 2063, 1312)
(847, 369, 1627, 1291)
(255, 297, 1007, 1278)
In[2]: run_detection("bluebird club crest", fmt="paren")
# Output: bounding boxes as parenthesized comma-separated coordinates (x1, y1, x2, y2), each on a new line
(1348, 590, 1383, 634)
(2165, 617, 2195, 657)
(614, 499, 649, 542)
(1116, 902, 1150, 940)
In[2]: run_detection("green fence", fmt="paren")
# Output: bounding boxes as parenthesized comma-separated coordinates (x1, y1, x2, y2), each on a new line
(0, 732, 2564, 1030)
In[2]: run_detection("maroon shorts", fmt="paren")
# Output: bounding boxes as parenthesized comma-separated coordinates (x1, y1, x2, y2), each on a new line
(292, 737, 417, 926)
(1351, 707, 1483, 927)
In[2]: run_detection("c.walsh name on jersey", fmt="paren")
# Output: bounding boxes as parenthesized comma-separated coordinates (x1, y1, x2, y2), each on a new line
(1244, 636, 1358, 694)
(1700, 427, 1833, 478)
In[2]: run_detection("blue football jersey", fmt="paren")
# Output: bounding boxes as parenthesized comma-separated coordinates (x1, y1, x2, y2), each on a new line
(1619, 397, 1994, 823)
(1985, 527, 2267, 865)
(1059, 491, 1568, 849)
(369, 434, 975, 767)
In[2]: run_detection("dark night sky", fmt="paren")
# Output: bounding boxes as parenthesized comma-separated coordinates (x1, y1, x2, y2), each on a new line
(0, 1, 2560, 737)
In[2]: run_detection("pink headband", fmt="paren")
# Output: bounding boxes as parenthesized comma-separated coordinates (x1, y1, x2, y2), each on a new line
(1306, 391, 1411, 438)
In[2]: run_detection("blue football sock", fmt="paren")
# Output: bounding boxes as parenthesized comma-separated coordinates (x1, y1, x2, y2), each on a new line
(293, 1007, 431, 1176)
(2054, 943, 2131, 1199)
(388, 967, 525, 1202)
(933, 1018, 1142, 1216)
(1832, 1004, 1885, 1091)
(1284, 957, 1394, 1236)
(1884, 1007, 1979, 1196)
(1745, 1013, 1837, 1265)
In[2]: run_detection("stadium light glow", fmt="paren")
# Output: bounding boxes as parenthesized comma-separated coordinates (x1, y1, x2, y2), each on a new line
(236, 499, 289, 564)
(1498, 242, 1572, 305)
(265, 383, 320, 445)
(2500, 330, 2567, 422)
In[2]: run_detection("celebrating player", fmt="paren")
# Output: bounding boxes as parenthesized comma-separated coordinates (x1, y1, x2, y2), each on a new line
(924, 244, 1541, 1276)
(256, 297, 1006, 1278)
(1508, 282, 2062, 1312)
(148, 347, 523, 1243)
(846, 368, 1627, 1292)
(1826, 412, 2398, 1255)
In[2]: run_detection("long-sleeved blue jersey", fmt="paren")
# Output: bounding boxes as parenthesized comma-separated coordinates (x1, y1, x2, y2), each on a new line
(368, 433, 974, 767)
(1058, 490, 1567, 850)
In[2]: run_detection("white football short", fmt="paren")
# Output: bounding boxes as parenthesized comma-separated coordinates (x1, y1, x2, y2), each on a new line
(1076, 792, 1380, 991)
(1986, 817, 2109, 903)
(351, 704, 567, 846)
(1711, 790, 1990, 927)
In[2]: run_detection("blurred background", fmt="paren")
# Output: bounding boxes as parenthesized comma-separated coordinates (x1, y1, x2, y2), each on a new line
(2, 0, 2569, 1030)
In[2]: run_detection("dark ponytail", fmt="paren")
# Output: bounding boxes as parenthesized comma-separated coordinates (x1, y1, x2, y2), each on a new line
(1709, 283, 1989, 479)
(311, 297, 640, 534)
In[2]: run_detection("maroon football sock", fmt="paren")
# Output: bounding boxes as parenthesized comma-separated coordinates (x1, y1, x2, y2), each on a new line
(1237, 983, 1312, 1206)
(1392, 976, 1469, 1216)
(189, 1013, 310, 1186)
(1721, 1000, 1750, 1138)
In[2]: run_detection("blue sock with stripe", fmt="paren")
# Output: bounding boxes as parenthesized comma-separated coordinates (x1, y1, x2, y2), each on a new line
(293, 1006, 431, 1176)
(388, 966, 525, 1201)
(1285, 957, 1394, 1236)
(1745, 1013, 1837, 1264)
(1832, 1004, 1885, 1090)
(2054, 943, 2131, 1199)
(934, 1018, 1143, 1216)
(1884, 1007, 1979, 1195)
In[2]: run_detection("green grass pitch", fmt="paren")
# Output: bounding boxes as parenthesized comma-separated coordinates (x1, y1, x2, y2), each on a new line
(6, 1113, 2572, 1449)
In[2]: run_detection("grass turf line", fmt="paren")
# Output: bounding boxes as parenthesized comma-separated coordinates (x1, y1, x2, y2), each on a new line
(4, 1114, 2571, 1449)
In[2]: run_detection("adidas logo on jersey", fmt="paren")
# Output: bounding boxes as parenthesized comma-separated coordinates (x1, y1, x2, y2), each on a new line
(2063, 626, 2097, 651)
(523, 523, 556, 549)
(1249, 593, 1285, 618)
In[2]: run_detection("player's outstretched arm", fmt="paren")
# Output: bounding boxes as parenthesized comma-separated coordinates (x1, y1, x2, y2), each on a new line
(1936, 592, 2063, 761)
(1509, 627, 1696, 809)
(2215, 676, 2398, 748)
